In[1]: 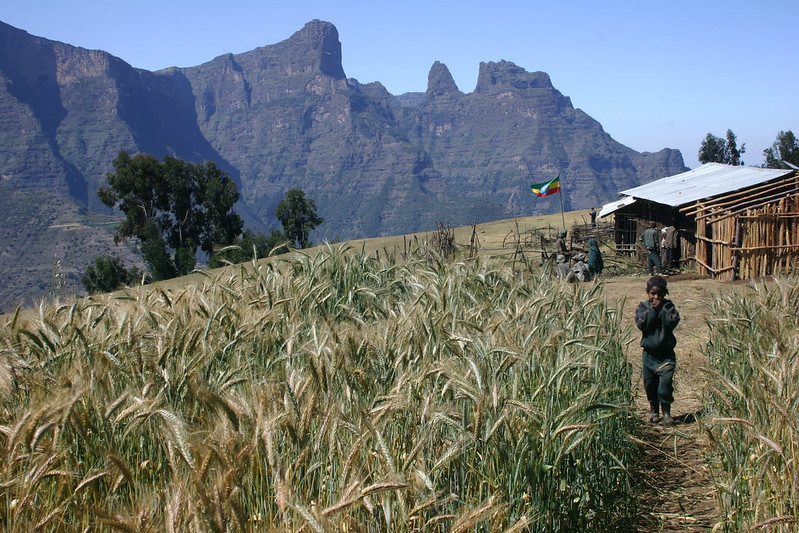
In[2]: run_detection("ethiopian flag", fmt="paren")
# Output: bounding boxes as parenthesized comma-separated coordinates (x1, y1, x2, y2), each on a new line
(530, 176, 561, 197)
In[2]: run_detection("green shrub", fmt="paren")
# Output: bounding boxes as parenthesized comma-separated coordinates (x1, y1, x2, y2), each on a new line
(80, 255, 147, 294)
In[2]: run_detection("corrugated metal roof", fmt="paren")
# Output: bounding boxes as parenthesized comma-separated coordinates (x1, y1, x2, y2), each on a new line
(618, 163, 794, 207)
(598, 196, 636, 218)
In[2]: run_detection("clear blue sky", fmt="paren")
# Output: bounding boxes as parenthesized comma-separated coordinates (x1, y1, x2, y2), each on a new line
(3, 0, 797, 169)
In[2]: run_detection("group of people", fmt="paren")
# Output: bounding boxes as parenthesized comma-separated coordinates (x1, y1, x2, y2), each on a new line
(639, 222, 678, 274)
(553, 230, 603, 282)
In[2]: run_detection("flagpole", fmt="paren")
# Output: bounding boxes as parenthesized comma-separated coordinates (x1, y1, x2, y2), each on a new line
(558, 177, 566, 229)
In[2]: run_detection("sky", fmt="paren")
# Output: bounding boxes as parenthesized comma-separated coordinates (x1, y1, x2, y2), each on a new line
(3, 0, 797, 169)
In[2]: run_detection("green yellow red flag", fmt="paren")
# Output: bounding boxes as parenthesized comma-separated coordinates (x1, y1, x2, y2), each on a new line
(530, 176, 561, 197)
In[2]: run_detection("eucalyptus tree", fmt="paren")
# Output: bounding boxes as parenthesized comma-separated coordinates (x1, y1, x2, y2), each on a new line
(763, 130, 799, 168)
(275, 188, 324, 249)
(99, 151, 243, 279)
(698, 129, 745, 165)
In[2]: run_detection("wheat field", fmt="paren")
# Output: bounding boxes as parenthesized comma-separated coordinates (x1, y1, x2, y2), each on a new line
(1, 244, 640, 531)
(702, 278, 799, 532)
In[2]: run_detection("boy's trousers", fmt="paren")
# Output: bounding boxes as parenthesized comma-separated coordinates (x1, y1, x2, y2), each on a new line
(642, 351, 675, 405)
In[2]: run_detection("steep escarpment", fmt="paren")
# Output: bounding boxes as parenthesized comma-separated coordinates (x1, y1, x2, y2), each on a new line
(393, 60, 685, 218)
(0, 18, 687, 308)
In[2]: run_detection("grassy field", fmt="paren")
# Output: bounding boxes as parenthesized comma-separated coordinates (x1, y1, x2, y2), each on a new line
(1, 239, 641, 531)
(147, 208, 616, 296)
(701, 280, 799, 531)
(340, 210, 598, 257)
(2, 209, 798, 531)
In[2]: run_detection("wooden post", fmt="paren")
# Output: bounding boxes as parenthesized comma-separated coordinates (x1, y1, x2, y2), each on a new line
(731, 219, 742, 281)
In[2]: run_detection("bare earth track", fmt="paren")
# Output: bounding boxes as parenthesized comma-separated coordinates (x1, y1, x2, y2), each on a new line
(602, 273, 746, 531)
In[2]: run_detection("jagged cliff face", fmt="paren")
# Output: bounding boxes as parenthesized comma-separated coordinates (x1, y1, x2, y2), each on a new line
(0, 19, 686, 308)
(176, 21, 453, 238)
(0, 21, 230, 210)
(394, 60, 686, 218)
(171, 21, 685, 239)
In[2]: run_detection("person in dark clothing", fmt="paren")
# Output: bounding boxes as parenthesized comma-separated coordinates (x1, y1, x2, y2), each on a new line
(663, 224, 678, 271)
(589, 207, 597, 227)
(635, 275, 680, 426)
(555, 230, 569, 257)
(639, 223, 662, 274)
(587, 238, 603, 277)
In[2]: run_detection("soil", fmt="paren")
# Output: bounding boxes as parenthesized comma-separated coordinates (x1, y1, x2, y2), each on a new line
(600, 272, 746, 532)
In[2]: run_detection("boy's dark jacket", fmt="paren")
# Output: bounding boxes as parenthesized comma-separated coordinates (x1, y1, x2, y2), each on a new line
(635, 299, 680, 357)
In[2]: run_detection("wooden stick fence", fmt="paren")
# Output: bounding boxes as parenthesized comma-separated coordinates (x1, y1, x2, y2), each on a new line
(693, 194, 799, 280)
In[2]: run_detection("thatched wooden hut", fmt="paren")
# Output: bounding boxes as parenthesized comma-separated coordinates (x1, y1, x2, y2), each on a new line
(598, 163, 799, 280)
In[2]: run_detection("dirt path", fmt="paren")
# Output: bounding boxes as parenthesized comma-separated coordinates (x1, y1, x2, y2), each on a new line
(601, 274, 735, 531)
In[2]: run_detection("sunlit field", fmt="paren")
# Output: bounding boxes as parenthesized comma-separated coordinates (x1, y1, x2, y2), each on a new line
(703, 278, 799, 532)
(1, 244, 639, 531)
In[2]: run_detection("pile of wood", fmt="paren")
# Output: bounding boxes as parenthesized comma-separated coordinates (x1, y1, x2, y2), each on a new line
(570, 221, 615, 248)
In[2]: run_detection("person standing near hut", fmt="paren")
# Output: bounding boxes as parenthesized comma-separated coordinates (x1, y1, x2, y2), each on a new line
(663, 224, 678, 271)
(635, 275, 680, 426)
(587, 238, 604, 277)
(589, 207, 597, 227)
(639, 223, 662, 274)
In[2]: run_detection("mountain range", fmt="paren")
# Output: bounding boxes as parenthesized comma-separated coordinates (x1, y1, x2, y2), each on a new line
(0, 19, 687, 310)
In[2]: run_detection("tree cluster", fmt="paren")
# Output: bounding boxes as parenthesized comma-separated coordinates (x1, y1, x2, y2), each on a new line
(85, 154, 325, 294)
(81, 256, 147, 295)
(208, 229, 289, 268)
(698, 130, 745, 166)
(210, 188, 324, 267)
(698, 129, 799, 169)
(763, 130, 799, 169)
(98, 152, 243, 280)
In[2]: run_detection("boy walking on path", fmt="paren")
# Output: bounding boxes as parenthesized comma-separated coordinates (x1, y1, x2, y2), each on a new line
(635, 276, 680, 426)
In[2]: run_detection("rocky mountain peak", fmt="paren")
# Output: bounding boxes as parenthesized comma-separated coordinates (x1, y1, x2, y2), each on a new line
(0, 18, 689, 310)
(474, 60, 553, 93)
(426, 61, 462, 99)
(283, 19, 346, 79)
